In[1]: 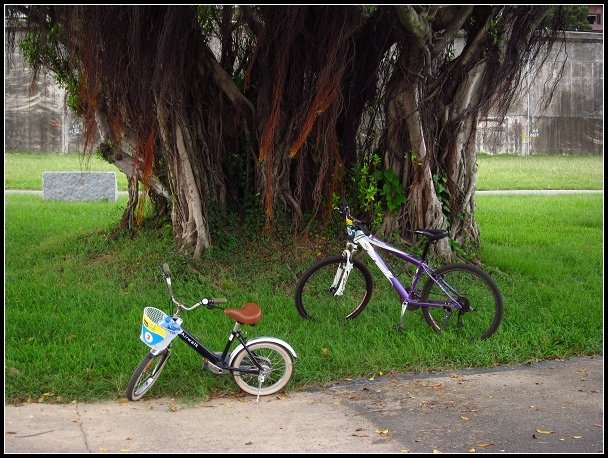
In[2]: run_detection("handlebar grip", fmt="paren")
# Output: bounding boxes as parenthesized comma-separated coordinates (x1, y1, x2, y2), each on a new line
(200, 297, 228, 307)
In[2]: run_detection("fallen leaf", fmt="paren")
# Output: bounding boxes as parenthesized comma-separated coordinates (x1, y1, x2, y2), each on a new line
(98, 447, 109, 452)
(476, 442, 494, 448)
(245, 441, 253, 445)
(450, 373, 459, 378)
(460, 416, 469, 421)
(168, 404, 178, 412)
(535, 429, 554, 435)
(120, 449, 131, 452)
(7, 431, 16, 435)
(432, 449, 442, 453)
(375, 429, 389, 435)
(468, 448, 476, 453)
(572, 435, 582, 439)
(321, 347, 329, 356)
(400, 449, 411, 453)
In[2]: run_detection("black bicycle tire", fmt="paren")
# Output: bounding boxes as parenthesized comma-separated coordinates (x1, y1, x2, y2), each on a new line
(294, 255, 374, 320)
(126, 349, 171, 401)
(231, 342, 293, 396)
(420, 263, 504, 339)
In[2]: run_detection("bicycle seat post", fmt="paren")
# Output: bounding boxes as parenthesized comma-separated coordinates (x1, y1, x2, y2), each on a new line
(420, 238, 432, 262)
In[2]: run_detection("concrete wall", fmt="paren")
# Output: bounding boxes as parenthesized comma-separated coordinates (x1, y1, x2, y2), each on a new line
(475, 31, 603, 155)
(5, 35, 90, 153)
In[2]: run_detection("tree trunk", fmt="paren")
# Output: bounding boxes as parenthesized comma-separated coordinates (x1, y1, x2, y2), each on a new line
(94, 107, 170, 234)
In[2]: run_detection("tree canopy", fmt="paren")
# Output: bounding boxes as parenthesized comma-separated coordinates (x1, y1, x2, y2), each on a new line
(6, 5, 570, 259)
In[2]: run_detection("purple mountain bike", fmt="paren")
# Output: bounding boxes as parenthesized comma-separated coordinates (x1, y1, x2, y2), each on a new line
(294, 198, 503, 339)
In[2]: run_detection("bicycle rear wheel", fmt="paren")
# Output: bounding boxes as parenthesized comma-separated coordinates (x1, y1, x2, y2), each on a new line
(420, 263, 503, 340)
(126, 349, 171, 401)
(294, 255, 373, 321)
(232, 342, 293, 396)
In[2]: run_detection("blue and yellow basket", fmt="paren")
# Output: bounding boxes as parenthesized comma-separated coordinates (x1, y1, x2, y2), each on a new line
(140, 307, 180, 351)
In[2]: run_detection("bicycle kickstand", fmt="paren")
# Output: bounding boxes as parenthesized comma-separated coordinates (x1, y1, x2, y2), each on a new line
(397, 301, 409, 331)
(256, 374, 265, 403)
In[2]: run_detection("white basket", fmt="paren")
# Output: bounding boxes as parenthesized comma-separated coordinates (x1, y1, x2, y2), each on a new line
(140, 306, 180, 351)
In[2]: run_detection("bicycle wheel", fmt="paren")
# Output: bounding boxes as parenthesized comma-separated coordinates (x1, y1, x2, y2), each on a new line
(232, 342, 293, 396)
(420, 263, 503, 340)
(126, 349, 171, 401)
(294, 255, 373, 321)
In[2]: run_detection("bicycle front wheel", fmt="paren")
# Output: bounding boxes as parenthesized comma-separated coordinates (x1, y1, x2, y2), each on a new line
(294, 255, 373, 321)
(232, 342, 293, 396)
(420, 263, 503, 340)
(126, 349, 171, 401)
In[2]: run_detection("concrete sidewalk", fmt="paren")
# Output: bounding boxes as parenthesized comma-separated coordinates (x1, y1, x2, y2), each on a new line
(5, 354, 603, 454)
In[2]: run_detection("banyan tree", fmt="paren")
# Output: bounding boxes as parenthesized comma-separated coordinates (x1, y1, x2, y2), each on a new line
(6, 5, 567, 259)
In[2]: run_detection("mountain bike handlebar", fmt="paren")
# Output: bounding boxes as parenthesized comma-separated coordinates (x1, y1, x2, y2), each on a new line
(336, 197, 371, 237)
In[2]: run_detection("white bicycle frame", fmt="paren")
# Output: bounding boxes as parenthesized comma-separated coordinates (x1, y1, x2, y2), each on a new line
(333, 228, 462, 312)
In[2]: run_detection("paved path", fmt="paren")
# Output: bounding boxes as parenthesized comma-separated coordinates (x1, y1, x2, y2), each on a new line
(5, 355, 603, 454)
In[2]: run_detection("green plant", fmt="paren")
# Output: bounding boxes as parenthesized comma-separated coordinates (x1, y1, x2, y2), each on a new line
(350, 153, 407, 230)
(373, 169, 407, 213)
(432, 172, 451, 222)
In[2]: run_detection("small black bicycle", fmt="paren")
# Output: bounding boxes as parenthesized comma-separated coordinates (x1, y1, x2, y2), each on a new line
(127, 263, 297, 401)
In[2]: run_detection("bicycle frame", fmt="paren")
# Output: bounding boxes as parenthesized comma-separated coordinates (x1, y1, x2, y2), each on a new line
(151, 321, 264, 376)
(344, 229, 463, 311)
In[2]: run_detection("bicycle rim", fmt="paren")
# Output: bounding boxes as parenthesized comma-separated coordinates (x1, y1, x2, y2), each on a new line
(295, 256, 373, 321)
(421, 264, 503, 340)
(232, 342, 293, 396)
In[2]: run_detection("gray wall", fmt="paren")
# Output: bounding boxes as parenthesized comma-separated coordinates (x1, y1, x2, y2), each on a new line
(475, 31, 603, 155)
(5, 30, 603, 155)
(5, 35, 89, 153)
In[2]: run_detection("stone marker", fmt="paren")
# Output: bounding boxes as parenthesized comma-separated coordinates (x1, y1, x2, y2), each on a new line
(42, 171, 118, 201)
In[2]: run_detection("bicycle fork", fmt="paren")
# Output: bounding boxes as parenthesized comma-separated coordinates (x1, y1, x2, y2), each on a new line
(331, 243, 357, 296)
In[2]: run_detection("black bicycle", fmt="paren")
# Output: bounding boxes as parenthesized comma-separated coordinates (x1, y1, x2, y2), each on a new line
(127, 263, 297, 401)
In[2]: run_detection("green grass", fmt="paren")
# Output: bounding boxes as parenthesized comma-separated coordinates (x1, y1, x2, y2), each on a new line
(4, 152, 603, 192)
(3, 152, 604, 403)
(4, 151, 129, 191)
(476, 153, 603, 190)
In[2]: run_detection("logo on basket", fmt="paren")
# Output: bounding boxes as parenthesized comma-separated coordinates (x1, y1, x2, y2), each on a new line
(140, 324, 166, 347)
